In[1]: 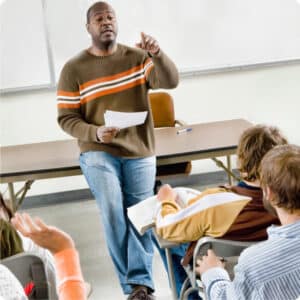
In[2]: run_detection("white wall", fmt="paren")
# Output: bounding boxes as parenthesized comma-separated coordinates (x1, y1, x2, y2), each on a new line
(1, 63, 300, 196)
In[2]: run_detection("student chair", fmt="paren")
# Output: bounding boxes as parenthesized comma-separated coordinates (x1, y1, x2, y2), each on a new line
(179, 237, 256, 300)
(1, 252, 58, 300)
(149, 92, 192, 189)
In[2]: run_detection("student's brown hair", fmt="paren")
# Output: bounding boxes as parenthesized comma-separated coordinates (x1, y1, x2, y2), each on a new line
(260, 144, 300, 212)
(0, 193, 13, 220)
(237, 125, 288, 182)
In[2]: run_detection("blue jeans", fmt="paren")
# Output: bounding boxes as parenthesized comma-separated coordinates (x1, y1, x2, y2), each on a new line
(80, 151, 156, 294)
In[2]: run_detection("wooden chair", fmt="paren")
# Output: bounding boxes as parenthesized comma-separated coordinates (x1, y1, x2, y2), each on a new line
(149, 92, 192, 188)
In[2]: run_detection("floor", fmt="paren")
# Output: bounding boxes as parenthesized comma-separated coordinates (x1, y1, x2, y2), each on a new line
(21, 173, 227, 300)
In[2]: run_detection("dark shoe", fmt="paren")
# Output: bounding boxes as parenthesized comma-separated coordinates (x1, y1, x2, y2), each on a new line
(127, 285, 155, 300)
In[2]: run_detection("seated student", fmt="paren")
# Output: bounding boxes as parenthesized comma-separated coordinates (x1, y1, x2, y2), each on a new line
(0, 193, 57, 297)
(0, 212, 87, 300)
(156, 125, 286, 244)
(154, 125, 287, 297)
(196, 144, 300, 300)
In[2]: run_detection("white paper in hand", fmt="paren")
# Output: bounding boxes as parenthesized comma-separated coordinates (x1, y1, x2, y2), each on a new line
(104, 110, 148, 129)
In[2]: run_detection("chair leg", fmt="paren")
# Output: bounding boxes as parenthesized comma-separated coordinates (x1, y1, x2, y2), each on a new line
(179, 277, 191, 300)
(182, 286, 201, 300)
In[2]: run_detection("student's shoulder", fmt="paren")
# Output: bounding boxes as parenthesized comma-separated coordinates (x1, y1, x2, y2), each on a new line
(238, 238, 273, 268)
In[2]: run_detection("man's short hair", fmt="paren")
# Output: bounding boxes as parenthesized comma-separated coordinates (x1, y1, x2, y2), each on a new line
(260, 144, 300, 212)
(237, 125, 287, 181)
(86, 1, 112, 24)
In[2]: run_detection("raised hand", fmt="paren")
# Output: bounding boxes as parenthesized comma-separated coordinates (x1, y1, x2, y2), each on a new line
(11, 213, 75, 255)
(136, 32, 160, 55)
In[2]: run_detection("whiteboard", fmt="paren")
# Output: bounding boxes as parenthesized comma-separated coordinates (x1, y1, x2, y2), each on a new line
(0, 0, 51, 91)
(1, 0, 300, 92)
(46, 0, 300, 81)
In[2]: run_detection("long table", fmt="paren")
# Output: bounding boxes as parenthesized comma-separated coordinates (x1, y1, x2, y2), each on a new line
(0, 119, 251, 211)
(0, 118, 251, 299)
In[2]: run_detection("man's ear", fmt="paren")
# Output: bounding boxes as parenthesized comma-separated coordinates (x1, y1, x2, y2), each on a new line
(263, 185, 278, 217)
(265, 186, 275, 204)
(86, 23, 91, 34)
(264, 186, 271, 199)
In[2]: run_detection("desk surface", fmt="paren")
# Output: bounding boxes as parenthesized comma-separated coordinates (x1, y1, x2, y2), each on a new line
(0, 119, 251, 183)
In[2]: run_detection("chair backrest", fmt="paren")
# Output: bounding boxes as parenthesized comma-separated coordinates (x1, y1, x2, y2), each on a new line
(1, 252, 57, 300)
(148, 92, 192, 182)
(149, 92, 176, 128)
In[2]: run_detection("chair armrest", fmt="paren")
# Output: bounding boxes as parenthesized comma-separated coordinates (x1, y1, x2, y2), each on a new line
(175, 119, 188, 126)
(191, 237, 256, 287)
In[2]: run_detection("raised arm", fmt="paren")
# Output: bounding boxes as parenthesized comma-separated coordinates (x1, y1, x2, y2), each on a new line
(136, 32, 179, 89)
(11, 213, 87, 300)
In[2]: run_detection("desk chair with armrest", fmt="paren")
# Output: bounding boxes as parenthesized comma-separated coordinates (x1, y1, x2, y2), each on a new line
(180, 237, 256, 300)
(149, 92, 192, 190)
(1, 252, 57, 300)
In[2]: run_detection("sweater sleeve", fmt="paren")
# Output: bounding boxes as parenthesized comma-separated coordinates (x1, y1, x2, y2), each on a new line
(155, 195, 205, 243)
(54, 248, 86, 300)
(145, 50, 179, 89)
(57, 62, 99, 142)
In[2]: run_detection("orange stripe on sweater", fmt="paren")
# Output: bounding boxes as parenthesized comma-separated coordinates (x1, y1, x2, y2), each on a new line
(57, 90, 80, 97)
(80, 63, 145, 90)
(57, 103, 81, 109)
(81, 78, 146, 104)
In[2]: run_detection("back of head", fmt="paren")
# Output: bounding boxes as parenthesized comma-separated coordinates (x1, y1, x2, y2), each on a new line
(260, 144, 300, 212)
(237, 125, 288, 182)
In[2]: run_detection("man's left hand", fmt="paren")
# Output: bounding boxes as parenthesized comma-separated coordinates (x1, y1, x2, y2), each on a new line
(195, 249, 225, 275)
(136, 32, 160, 55)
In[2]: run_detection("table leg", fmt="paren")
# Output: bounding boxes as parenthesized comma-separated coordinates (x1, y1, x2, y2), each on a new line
(8, 182, 17, 212)
(211, 156, 239, 184)
(226, 155, 232, 185)
(165, 248, 178, 300)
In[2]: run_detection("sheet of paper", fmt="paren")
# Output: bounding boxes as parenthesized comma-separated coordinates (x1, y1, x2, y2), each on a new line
(104, 110, 148, 129)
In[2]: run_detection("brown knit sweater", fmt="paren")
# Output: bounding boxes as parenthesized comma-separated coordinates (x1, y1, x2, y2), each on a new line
(57, 44, 179, 158)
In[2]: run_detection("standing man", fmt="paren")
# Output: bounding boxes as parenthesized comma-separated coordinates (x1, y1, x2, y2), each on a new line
(56, 2, 178, 300)
(196, 144, 300, 300)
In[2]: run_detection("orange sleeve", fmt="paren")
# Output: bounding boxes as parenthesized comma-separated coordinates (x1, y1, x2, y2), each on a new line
(54, 248, 86, 300)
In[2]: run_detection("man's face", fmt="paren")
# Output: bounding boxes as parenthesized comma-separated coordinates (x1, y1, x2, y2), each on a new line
(87, 4, 118, 47)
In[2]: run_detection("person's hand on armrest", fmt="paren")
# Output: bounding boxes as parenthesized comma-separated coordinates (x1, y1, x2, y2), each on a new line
(11, 213, 74, 255)
(195, 249, 225, 276)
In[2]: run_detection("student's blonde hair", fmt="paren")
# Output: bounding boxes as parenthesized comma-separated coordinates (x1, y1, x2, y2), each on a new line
(237, 125, 287, 182)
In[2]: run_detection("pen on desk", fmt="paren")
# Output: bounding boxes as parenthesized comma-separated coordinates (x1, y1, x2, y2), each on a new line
(177, 128, 192, 134)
